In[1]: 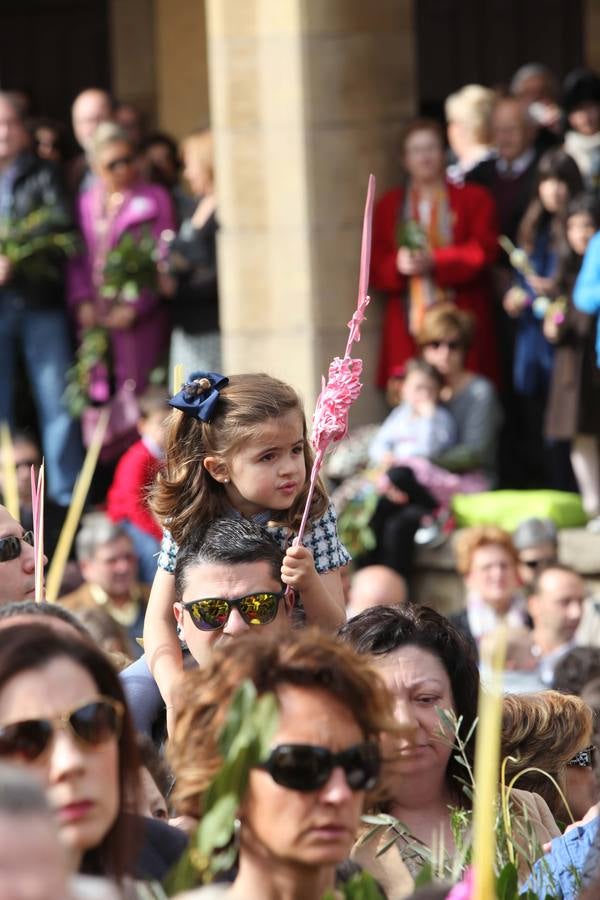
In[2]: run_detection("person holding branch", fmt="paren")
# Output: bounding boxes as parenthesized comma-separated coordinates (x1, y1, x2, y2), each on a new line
(144, 371, 350, 721)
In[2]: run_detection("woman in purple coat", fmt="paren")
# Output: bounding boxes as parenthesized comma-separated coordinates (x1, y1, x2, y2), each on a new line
(69, 123, 175, 401)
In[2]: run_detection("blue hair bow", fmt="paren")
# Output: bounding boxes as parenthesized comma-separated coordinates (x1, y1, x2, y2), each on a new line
(168, 371, 229, 422)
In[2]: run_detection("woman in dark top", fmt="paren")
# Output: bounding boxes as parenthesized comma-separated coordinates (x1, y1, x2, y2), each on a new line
(545, 193, 600, 525)
(167, 128, 220, 376)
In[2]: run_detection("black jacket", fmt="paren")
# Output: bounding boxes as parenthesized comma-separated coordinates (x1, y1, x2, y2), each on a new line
(2, 152, 73, 309)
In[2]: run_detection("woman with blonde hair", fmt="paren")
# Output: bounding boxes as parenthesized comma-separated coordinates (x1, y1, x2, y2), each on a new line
(166, 127, 220, 378)
(501, 690, 597, 824)
(69, 122, 175, 397)
(445, 84, 497, 183)
(170, 629, 397, 898)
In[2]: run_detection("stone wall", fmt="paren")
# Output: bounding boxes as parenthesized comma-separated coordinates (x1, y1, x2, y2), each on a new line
(205, 0, 416, 419)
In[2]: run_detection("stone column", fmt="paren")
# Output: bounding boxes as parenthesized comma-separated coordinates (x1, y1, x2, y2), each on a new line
(155, 0, 211, 138)
(110, 0, 157, 122)
(206, 0, 416, 421)
(585, 0, 600, 71)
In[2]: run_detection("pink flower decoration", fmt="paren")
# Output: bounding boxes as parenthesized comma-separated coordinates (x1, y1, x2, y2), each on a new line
(446, 867, 474, 900)
(311, 356, 363, 455)
(293, 175, 375, 549)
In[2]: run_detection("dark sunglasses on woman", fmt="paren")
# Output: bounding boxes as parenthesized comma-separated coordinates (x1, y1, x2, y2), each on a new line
(105, 155, 135, 172)
(0, 697, 123, 762)
(183, 590, 286, 631)
(426, 339, 461, 351)
(259, 741, 380, 792)
(0, 531, 34, 563)
(568, 745, 596, 768)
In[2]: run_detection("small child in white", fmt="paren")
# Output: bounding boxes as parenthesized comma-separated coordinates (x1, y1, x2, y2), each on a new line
(369, 358, 457, 467)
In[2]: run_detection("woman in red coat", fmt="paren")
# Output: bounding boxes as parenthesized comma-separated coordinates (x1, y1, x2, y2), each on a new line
(372, 118, 500, 387)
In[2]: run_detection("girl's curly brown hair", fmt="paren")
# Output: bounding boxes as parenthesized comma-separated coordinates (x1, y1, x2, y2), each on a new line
(151, 373, 329, 546)
(169, 629, 399, 817)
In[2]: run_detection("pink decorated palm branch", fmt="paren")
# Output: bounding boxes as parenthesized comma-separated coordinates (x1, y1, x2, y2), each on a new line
(296, 174, 376, 545)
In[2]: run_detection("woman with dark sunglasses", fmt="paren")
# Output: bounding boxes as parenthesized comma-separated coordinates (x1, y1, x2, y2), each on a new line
(169, 629, 397, 899)
(0, 624, 170, 897)
(417, 302, 502, 488)
(68, 122, 176, 470)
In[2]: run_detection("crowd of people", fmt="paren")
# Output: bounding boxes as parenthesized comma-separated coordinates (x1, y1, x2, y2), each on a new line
(3, 62, 600, 900)
(0, 86, 218, 509)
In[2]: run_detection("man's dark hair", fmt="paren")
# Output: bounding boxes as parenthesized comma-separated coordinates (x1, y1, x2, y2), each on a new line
(338, 604, 479, 802)
(530, 562, 582, 597)
(174, 517, 284, 600)
(553, 645, 600, 695)
(0, 600, 90, 637)
(140, 131, 180, 164)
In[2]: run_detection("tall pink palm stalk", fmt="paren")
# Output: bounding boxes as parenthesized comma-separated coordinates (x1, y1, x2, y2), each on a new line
(296, 174, 376, 544)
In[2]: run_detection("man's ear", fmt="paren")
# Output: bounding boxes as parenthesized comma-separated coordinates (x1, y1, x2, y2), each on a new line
(203, 456, 230, 484)
(283, 589, 295, 615)
(173, 602, 184, 628)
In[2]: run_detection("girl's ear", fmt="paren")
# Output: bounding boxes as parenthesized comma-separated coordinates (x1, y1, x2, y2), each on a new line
(203, 456, 230, 484)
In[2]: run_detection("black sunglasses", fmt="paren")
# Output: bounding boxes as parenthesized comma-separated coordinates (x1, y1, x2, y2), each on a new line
(568, 745, 596, 768)
(105, 155, 135, 172)
(0, 697, 123, 762)
(260, 742, 380, 793)
(183, 590, 285, 631)
(426, 339, 461, 351)
(520, 557, 556, 570)
(0, 531, 34, 563)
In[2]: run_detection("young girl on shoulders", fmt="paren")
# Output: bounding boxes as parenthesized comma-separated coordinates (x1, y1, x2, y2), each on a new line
(144, 371, 349, 708)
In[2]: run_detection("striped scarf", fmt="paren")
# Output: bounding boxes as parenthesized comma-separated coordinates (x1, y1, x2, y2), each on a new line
(404, 184, 453, 334)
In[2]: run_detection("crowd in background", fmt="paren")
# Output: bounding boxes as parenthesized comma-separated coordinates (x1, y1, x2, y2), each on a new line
(3, 61, 600, 900)
(0, 85, 218, 512)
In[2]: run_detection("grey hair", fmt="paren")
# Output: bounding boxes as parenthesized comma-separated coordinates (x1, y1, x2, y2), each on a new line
(0, 764, 52, 816)
(512, 517, 558, 552)
(75, 512, 130, 562)
(510, 63, 557, 95)
(87, 121, 130, 164)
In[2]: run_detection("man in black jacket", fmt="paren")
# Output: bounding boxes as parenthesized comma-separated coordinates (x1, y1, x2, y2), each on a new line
(0, 92, 83, 506)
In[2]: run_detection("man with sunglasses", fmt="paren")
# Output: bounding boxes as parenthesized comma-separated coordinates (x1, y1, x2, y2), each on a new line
(121, 517, 294, 739)
(0, 504, 44, 604)
(513, 516, 559, 590)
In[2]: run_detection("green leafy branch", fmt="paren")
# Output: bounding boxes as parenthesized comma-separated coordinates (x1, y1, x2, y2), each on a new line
(396, 219, 428, 251)
(63, 327, 110, 418)
(101, 228, 158, 302)
(0, 208, 79, 281)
